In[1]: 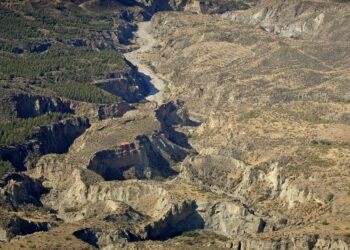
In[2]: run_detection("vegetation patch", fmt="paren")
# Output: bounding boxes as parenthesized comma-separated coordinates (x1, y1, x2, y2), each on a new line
(0, 160, 13, 177)
(0, 12, 41, 43)
(47, 83, 119, 104)
(0, 45, 126, 82)
(0, 10, 114, 51)
(177, 230, 228, 243)
(0, 112, 69, 146)
(0, 2, 128, 106)
(237, 110, 260, 122)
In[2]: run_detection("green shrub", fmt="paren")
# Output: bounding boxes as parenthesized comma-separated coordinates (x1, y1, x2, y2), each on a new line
(321, 220, 330, 225)
(278, 218, 288, 225)
(0, 160, 12, 177)
(326, 192, 334, 202)
(237, 110, 260, 121)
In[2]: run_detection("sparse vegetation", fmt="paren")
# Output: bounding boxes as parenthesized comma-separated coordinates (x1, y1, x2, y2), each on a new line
(0, 112, 69, 146)
(326, 192, 334, 202)
(176, 230, 229, 246)
(237, 110, 260, 122)
(0, 160, 13, 177)
(278, 218, 288, 225)
(321, 220, 330, 226)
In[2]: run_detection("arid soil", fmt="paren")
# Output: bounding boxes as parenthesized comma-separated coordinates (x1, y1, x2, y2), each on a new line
(0, 0, 350, 249)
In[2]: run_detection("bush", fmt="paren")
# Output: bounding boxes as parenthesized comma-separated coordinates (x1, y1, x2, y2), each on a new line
(326, 192, 334, 202)
(278, 218, 288, 225)
(321, 220, 330, 225)
(0, 160, 12, 177)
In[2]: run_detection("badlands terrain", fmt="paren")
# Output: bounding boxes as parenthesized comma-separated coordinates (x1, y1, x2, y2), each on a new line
(0, 0, 350, 249)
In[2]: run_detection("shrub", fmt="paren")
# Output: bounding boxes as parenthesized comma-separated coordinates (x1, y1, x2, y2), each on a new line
(321, 220, 330, 225)
(278, 218, 288, 225)
(326, 192, 334, 202)
(0, 160, 12, 177)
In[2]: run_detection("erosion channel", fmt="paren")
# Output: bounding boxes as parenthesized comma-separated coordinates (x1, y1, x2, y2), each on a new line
(125, 21, 166, 105)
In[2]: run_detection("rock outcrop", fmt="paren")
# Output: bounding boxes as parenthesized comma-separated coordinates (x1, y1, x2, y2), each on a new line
(2, 1, 350, 249)
(143, 200, 204, 240)
(0, 173, 47, 206)
(0, 216, 50, 242)
(235, 234, 349, 250)
(117, 0, 258, 15)
(70, 101, 132, 121)
(95, 69, 149, 102)
(12, 94, 72, 119)
(87, 135, 180, 181)
(222, 0, 350, 41)
(27, 41, 51, 53)
(73, 227, 136, 248)
(0, 117, 90, 170)
(117, 21, 138, 45)
(197, 201, 265, 237)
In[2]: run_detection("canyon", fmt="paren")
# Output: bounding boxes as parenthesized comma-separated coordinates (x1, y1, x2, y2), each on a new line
(0, 0, 349, 249)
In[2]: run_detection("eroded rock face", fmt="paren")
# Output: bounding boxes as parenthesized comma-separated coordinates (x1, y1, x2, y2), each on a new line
(73, 227, 139, 248)
(87, 135, 179, 181)
(95, 69, 149, 102)
(69, 101, 132, 122)
(66, 186, 265, 248)
(117, 0, 258, 15)
(0, 216, 50, 242)
(27, 41, 51, 53)
(97, 102, 133, 120)
(0, 117, 90, 170)
(156, 100, 199, 128)
(117, 21, 138, 45)
(236, 235, 349, 250)
(2, 1, 350, 248)
(83, 102, 193, 182)
(156, 101, 199, 148)
(197, 201, 265, 237)
(223, 0, 350, 41)
(144, 200, 204, 240)
(12, 94, 72, 119)
(1, 173, 47, 206)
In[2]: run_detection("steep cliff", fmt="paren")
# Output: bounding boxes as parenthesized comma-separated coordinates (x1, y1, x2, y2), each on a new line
(0, 117, 90, 171)
(117, 0, 258, 15)
(94, 68, 149, 103)
(12, 94, 72, 119)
